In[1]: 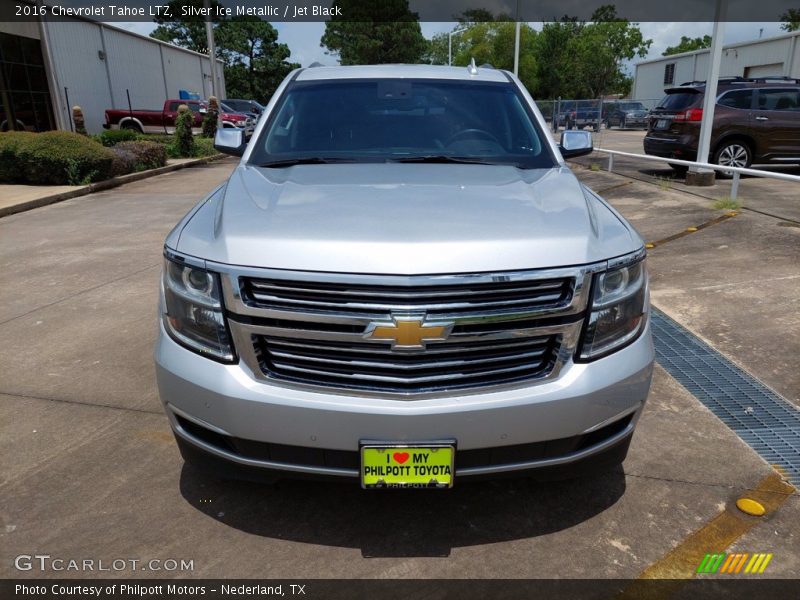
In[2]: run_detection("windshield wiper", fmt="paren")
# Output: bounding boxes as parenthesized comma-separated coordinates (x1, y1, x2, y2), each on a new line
(389, 155, 503, 166)
(258, 157, 355, 168)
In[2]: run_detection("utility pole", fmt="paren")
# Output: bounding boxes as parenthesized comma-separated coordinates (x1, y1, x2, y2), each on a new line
(204, 0, 219, 98)
(688, 0, 727, 186)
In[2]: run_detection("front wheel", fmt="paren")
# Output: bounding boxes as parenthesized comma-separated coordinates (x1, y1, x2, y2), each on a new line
(713, 141, 751, 179)
(121, 121, 143, 134)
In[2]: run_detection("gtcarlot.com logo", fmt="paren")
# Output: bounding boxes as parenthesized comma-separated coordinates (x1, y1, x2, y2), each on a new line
(697, 552, 773, 574)
(14, 554, 194, 572)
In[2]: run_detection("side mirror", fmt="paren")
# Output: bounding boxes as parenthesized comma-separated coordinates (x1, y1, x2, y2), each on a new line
(214, 128, 246, 157)
(559, 130, 593, 159)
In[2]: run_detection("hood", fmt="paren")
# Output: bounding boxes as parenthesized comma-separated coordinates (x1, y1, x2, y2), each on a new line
(175, 164, 640, 274)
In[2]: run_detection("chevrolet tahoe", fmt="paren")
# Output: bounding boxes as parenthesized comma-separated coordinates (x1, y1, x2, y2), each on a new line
(155, 64, 654, 489)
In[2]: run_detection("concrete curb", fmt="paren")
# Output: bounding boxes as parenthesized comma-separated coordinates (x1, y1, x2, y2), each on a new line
(0, 154, 228, 219)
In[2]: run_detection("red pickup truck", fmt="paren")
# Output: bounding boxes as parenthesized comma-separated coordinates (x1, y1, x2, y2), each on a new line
(103, 99, 255, 136)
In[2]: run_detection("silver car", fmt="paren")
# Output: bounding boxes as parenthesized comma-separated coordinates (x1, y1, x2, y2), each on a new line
(155, 64, 654, 489)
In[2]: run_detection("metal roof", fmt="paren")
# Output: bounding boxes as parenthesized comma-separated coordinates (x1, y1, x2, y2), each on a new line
(635, 29, 800, 67)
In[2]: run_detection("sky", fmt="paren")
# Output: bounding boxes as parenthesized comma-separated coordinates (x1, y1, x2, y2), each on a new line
(115, 20, 789, 71)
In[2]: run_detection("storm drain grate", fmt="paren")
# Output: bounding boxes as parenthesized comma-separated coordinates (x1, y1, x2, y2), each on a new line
(651, 308, 800, 486)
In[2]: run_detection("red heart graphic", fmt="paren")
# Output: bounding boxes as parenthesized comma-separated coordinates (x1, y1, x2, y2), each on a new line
(393, 452, 410, 464)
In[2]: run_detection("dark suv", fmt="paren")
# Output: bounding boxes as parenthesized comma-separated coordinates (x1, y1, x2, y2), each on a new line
(603, 101, 649, 129)
(643, 77, 800, 176)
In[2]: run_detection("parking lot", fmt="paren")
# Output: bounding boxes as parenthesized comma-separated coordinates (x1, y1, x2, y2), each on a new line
(1, 147, 799, 579)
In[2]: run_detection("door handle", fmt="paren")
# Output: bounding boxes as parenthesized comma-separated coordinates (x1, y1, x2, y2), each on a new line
(755, 116, 769, 121)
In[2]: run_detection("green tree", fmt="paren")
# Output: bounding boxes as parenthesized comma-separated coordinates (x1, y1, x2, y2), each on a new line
(425, 20, 538, 92)
(216, 16, 298, 102)
(530, 18, 586, 99)
(150, 0, 222, 53)
(565, 6, 651, 99)
(151, 1, 297, 103)
(321, 0, 428, 64)
(663, 35, 712, 56)
(780, 8, 800, 31)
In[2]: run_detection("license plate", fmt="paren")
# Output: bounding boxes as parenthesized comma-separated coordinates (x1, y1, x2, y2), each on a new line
(360, 442, 455, 489)
(655, 119, 669, 129)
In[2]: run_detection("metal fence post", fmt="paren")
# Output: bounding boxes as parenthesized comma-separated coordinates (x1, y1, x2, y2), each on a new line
(731, 171, 740, 201)
(608, 153, 614, 172)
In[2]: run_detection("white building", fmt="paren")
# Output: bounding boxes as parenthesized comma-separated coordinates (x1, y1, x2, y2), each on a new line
(1, 3, 225, 134)
(633, 30, 800, 101)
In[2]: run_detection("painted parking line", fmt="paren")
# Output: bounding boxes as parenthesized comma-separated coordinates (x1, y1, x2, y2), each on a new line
(617, 473, 794, 598)
(637, 472, 793, 580)
(645, 212, 738, 249)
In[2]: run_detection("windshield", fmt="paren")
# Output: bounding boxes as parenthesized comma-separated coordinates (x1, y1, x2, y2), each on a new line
(619, 102, 645, 111)
(248, 79, 555, 169)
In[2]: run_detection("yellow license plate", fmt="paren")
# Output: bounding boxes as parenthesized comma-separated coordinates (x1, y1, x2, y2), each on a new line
(360, 443, 455, 489)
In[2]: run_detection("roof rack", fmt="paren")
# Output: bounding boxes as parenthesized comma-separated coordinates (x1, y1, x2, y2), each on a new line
(679, 76, 800, 86)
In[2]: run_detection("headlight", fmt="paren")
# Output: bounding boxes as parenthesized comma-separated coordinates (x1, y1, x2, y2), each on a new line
(578, 255, 648, 360)
(161, 255, 235, 362)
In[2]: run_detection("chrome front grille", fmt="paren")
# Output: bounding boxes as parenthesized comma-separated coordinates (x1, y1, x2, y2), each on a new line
(252, 333, 559, 393)
(220, 266, 597, 397)
(240, 275, 573, 317)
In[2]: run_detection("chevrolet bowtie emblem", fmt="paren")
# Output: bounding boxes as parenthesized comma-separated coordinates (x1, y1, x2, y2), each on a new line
(365, 316, 453, 350)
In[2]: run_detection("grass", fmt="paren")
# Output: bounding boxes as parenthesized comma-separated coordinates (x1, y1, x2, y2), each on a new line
(655, 176, 672, 191)
(589, 163, 601, 172)
(713, 196, 741, 210)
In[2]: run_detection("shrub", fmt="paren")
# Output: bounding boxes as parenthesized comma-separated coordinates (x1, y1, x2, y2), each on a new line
(139, 133, 172, 145)
(0, 131, 35, 183)
(194, 137, 217, 157)
(72, 106, 88, 136)
(110, 146, 138, 177)
(14, 131, 115, 185)
(98, 128, 139, 147)
(173, 104, 195, 157)
(164, 136, 218, 159)
(114, 140, 167, 171)
(202, 96, 219, 138)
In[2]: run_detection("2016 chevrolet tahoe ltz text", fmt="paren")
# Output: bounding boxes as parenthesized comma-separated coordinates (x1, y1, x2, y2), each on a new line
(155, 64, 654, 489)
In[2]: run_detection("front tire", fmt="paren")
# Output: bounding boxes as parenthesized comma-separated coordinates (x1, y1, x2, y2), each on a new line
(713, 141, 751, 179)
(121, 121, 143, 134)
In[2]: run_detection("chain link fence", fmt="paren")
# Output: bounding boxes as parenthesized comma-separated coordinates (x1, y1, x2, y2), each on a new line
(535, 98, 663, 132)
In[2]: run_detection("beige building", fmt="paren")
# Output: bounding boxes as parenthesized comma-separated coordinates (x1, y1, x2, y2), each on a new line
(0, 3, 225, 134)
(633, 30, 800, 101)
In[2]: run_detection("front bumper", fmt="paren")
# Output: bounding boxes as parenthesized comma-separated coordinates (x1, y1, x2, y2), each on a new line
(155, 318, 654, 481)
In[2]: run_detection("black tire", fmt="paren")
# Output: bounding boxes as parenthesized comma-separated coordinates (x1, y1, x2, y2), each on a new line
(712, 140, 752, 179)
(121, 121, 143, 134)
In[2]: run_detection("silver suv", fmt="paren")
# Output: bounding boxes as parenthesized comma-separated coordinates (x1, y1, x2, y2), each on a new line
(155, 65, 654, 489)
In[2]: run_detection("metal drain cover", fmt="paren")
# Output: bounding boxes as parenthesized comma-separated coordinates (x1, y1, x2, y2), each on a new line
(652, 308, 800, 486)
